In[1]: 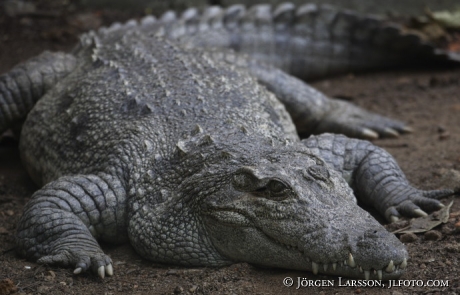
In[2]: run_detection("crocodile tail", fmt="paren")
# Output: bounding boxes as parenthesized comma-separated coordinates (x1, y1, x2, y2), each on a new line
(144, 3, 459, 80)
(0, 51, 76, 134)
(91, 3, 459, 80)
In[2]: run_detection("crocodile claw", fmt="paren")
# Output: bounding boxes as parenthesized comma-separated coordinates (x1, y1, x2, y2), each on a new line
(413, 208, 428, 217)
(382, 128, 399, 138)
(383, 188, 455, 222)
(37, 249, 113, 278)
(389, 215, 399, 223)
(95, 263, 114, 278)
(73, 267, 82, 274)
(361, 128, 379, 139)
(316, 99, 411, 140)
(98, 266, 105, 278)
(106, 264, 114, 276)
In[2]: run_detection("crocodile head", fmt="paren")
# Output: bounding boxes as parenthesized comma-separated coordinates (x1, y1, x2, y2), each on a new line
(128, 137, 407, 280)
(200, 144, 408, 280)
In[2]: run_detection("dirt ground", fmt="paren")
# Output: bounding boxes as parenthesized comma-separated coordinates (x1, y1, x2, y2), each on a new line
(1, 2, 460, 295)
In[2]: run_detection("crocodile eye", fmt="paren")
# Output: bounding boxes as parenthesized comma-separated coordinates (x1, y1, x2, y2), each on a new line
(267, 180, 288, 194)
(307, 165, 330, 182)
(233, 172, 257, 191)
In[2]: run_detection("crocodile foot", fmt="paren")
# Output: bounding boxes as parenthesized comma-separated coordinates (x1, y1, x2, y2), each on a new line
(315, 99, 412, 139)
(382, 188, 455, 222)
(37, 249, 113, 278)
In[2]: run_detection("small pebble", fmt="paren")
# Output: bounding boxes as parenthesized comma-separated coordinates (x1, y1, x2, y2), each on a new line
(174, 286, 183, 294)
(166, 269, 178, 275)
(437, 169, 460, 191)
(455, 220, 460, 230)
(441, 223, 457, 235)
(450, 211, 460, 218)
(37, 285, 50, 293)
(189, 285, 198, 293)
(439, 132, 450, 140)
(424, 230, 442, 241)
(445, 243, 460, 253)
(125, 268, 138, 275)
(400, 233, 418, 243)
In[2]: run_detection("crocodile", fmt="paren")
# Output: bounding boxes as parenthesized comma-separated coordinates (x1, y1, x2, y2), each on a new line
(0, 3, 457, 280)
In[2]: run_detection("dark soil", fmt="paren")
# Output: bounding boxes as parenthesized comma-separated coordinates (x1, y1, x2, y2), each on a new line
(1, 2, 460, 295)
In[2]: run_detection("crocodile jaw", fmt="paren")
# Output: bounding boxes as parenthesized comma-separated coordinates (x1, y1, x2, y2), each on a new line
(204, 214, 408, 280)
(265, 228, 408, 280)
(202, 183, 408, 281)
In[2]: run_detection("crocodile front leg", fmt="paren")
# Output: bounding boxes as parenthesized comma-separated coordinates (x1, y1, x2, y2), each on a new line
(0, 51, 76, 134)
(16, 173, 127, 278)
(302, 133, 456, 222)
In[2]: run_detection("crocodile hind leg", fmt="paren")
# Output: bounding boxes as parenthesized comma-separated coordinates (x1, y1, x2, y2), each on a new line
(0, 51, 76, 134)
(16, 173, 128, 277)
(302, 133, 456, 222)
(247, 60, 411, 139)
(211, 49, 411, 139)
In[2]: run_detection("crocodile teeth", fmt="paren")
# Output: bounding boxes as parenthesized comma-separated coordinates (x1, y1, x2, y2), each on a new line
(364, 270, 370, 280)
(377, 270, 382, 280)
(348, 253, 356, 268)
(385, 260, 395, 273)
(312, 262, 319, 275)
(359, 266, 363, 273)
(332, 263, 337, 271)
(323, 264, 328, 272)
(400, 258, 407, 269)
